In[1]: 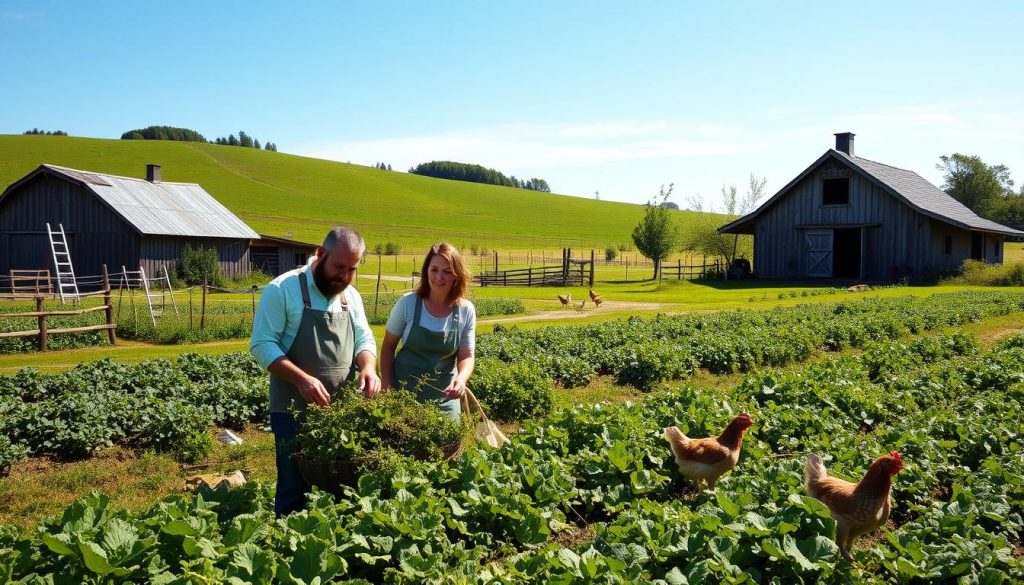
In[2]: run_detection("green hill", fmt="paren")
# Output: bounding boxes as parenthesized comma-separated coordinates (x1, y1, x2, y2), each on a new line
(0, 135, 728, 251)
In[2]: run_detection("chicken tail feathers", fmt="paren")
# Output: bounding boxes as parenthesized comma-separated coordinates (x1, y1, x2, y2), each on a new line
(805, 453, 827, 495)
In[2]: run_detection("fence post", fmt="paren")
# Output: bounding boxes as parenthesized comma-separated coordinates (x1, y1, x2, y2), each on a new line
(589, 250, 595, 286)
(493, 250, 498, 273)
(528, 267, 533, 287)
(625, 261, 628, 282)
(678, 258, 682, 281)
(201, 277, 208, 330)
(189, 287, 194, 330)
(102, 264, 116, 345)
(251, 285, 258, 318)
(374, 251, 382, 316)
(36, 296, 47, 351)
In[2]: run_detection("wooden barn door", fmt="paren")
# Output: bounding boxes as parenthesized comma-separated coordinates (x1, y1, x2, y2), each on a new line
(805, 229, 833, 277)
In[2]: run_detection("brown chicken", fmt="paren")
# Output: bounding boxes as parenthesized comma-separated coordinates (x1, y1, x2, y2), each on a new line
(805, 451, 904, 561)
(664, 412, 752, 490)
(588, 288, 600, 302)
(592, 295, 604, 308)
(557, 293, 571, 307)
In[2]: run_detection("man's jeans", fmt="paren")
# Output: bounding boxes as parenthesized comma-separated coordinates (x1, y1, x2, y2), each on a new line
(271, 412, 309, 517)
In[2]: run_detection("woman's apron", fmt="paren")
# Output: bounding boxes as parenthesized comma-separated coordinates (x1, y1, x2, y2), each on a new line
(269, 268, 355, 416)
(393, 297, 462, 420)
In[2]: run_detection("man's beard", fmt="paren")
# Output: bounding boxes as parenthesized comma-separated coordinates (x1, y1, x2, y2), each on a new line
(313, 259, 348, 298)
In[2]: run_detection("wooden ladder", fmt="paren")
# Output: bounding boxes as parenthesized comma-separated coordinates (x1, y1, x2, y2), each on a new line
(47, 223, 80, 303)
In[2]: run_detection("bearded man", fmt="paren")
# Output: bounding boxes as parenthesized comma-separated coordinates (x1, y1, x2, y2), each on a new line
(250, 226, 381, 516)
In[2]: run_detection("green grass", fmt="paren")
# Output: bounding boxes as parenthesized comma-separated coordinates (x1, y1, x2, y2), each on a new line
(0, 134, 731, 251)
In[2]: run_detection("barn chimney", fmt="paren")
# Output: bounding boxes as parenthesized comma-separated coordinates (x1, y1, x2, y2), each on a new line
(834, 132, 855, 156)
(146, 164, 161, 183)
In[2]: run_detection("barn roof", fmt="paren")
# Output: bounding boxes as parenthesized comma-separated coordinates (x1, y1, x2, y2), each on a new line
(719, 150, 1024, 237)
(1, 164, 260, 239)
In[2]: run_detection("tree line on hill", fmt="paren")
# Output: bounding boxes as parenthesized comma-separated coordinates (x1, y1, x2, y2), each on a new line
(23, 128, 68, 136)
(120, 125, 277, 151)
(409, 161, 550, 192)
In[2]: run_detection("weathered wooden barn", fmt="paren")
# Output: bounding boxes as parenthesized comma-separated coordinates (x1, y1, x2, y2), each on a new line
(0, 164, 261, 282)
(719, 133, 1024, 280)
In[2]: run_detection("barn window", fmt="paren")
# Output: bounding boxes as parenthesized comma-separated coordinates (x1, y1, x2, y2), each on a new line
(822, 178, 849, 205)
(295, 252, 308, 267)
(993, 240, 999, 258)
(944, 235, 952, 255)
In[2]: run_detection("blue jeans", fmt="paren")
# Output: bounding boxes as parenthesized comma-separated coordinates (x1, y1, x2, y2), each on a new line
(271, 412, 309, 517)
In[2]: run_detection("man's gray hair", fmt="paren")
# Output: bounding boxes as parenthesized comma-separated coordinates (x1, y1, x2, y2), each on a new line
(322, 226, 366, 255)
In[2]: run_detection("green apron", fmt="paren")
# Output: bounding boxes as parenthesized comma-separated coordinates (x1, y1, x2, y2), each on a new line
(393, 296, 462, 420)
(269, 267, 355, 415)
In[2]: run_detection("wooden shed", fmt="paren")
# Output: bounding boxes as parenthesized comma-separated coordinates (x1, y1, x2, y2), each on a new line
(250, 234, 319, 276)
(719, 133, 1024, 280)
(0, 164, 260, 282)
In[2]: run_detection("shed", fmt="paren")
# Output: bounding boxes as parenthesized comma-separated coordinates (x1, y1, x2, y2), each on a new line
(250, 234, 319, 276)
(719, 133, 1024, 280)
(0, 164, 260, 282)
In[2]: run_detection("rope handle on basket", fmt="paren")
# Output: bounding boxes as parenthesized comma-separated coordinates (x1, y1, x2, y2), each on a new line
(419, 380, 492, 423)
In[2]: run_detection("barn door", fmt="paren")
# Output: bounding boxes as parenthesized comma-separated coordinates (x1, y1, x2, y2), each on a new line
(805, 229, 833, 277)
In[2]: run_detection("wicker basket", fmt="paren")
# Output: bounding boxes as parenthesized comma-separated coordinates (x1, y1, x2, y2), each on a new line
(296, 441, 464, 497)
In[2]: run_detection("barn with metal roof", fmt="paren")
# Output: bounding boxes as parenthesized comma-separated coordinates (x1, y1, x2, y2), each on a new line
(719, 133, 1024, 280)
(0, 163, 261, 281)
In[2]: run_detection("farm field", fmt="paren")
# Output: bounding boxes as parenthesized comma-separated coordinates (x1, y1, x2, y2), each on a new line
(0, 135, 728, 251)
(1, 292, 1024, 582)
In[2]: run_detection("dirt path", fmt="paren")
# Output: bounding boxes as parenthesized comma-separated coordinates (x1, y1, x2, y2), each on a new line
(480, 300, 676, 324)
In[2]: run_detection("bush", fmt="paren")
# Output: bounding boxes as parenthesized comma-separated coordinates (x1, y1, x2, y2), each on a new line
(942, 259, 1024, 286)
(179, 244, 222, 286)
(383, 241, 401, 255)
(605, 246, 618, 262)
(470, 358, 554, 421)
(295, 387, 467, 461)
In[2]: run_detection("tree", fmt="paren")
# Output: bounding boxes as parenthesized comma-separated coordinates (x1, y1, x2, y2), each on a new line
(684, 173, 767, 276)
(938, 154, 1013, 211)
(254, 139, 261, 149)
(937, 153, 1021, 228)
(632, 184, 678, 279)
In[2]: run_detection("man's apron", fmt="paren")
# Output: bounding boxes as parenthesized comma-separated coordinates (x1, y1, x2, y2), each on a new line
(393, 296, 462, 420)
(269, 268, 355, 415)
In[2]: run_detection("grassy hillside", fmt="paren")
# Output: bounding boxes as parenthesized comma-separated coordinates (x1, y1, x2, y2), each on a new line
(0, 135, 728, 250)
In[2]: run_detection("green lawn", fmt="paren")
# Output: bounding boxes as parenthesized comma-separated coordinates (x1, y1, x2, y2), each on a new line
(0, 135, 732, 251)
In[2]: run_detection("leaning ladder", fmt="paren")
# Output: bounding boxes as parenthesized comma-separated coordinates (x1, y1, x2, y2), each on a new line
(121, 266, 159, 326)
(46, 223, 79, 303)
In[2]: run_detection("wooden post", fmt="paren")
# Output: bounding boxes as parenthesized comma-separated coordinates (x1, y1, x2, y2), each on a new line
(102, 265, 116, 345)
(36, 296, 47, 351)
(528, 267, 533, 287)
(678, 258, 682, 281)
(189, 287, 194, 329)
(251, 285, 257, 317)
(493, 250, 498, 273)
(201, 278, 208, 330)
(589, 250, 595, 286)
(625, 260, 628, 282)
(374, 251, 382, 316)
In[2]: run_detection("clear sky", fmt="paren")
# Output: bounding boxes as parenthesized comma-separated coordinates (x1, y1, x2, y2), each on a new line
(2, 1, 1022, 209)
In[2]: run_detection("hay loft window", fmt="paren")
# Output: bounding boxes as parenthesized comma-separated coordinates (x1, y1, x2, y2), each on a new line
(944, 235, 953, 255)
(294, 252, 308, 266)
(823, 178, 850, 205)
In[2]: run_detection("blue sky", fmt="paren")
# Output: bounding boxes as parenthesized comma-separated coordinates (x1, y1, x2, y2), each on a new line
(2, 1, 1022, 208)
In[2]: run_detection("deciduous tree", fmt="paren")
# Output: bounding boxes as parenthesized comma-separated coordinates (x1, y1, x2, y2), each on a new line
(632, 184, 678, 279)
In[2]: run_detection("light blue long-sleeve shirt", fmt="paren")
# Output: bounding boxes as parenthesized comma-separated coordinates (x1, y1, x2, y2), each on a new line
(249, 262, 377, 370)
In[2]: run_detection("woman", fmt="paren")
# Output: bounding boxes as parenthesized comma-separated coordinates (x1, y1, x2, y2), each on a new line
(380, 243, 476, 420)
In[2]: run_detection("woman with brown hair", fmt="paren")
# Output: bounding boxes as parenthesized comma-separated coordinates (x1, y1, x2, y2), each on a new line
(380, 243, 476, 420)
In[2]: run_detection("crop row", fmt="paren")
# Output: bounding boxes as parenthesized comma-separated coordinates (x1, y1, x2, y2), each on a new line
(3, 292, 1023, 468)
(2, 332, 1022, 583)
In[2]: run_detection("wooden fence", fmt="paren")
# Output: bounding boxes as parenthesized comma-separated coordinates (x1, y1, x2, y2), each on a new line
(477, 249, 594, 287)
(0, 266, 116, 351)
(660, 258, 724, 281)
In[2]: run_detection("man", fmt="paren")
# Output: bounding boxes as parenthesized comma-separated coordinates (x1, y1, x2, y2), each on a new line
(250, 226, 381, 516)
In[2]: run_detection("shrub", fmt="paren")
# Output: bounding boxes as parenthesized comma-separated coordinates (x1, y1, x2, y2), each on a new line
(178, 244, 222, 286)
(470, 358, 554, 421)
(383, 241, 401, 255)
(942, 259, 1024, 286)
(605, 246, 618, 262)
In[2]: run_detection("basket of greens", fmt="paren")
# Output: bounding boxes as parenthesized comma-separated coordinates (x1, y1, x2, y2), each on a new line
(293, 387, 469, 495)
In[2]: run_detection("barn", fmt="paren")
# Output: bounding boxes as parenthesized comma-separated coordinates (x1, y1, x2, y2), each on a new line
(0, 163, 261, 283)
(719, 133, 1024, 280)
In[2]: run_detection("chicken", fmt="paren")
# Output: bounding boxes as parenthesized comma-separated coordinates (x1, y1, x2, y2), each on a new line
(592, 295, 604, 308)
(805, 451, 904, 562)
(557, 293, 572, 308)
(588, 288, 600, 302)
(574, 300, 586, 312)
(664, 412, 752, 490)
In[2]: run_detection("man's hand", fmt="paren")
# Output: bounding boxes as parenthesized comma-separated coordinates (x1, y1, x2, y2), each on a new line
(358, 369, 382, 398)
(296, 373, 331, 406)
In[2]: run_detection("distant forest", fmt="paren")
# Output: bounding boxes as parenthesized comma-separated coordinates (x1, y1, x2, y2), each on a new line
(409, 161, 550, 192)
(120, 125, 277, 151)
(24, 128, 68, 136)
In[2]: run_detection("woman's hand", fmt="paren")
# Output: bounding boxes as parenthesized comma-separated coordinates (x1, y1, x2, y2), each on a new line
(443, 378, 467, 399)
